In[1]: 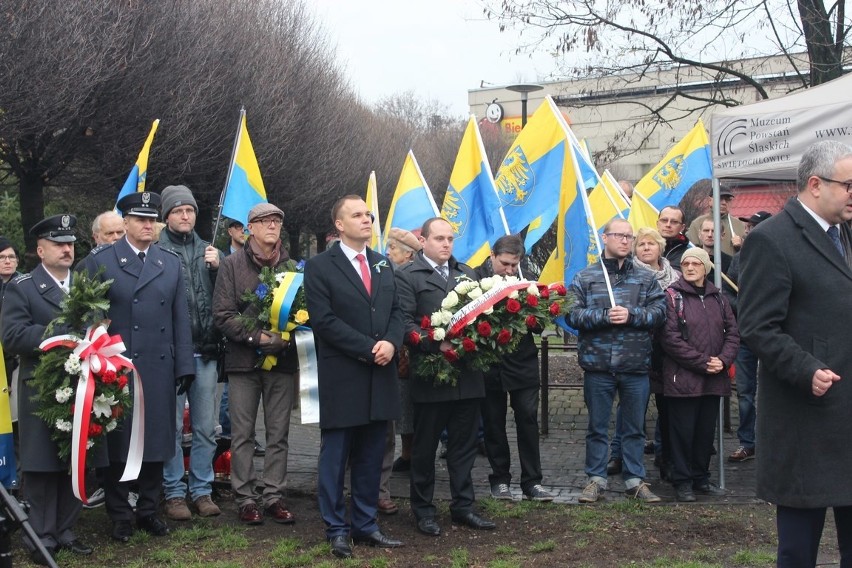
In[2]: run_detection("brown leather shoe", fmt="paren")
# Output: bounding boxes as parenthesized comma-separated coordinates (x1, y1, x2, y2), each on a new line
(238, 503, 264, 525)
(265, 500, 295, 524)
(377, 499, 398, 515)
(194, 495, 221, 517)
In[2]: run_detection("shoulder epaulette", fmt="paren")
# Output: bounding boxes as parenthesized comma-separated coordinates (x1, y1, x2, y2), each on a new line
(90, 243, 112, 255)
(11, 273, 31, 284)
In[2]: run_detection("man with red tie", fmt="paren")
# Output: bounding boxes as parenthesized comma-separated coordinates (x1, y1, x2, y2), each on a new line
(304, 195, 404, 559)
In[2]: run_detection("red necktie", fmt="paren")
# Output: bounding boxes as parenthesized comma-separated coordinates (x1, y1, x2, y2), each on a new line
(356, 253, 371, 294)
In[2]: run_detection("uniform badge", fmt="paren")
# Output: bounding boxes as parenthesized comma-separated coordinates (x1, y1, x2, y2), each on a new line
(142, 193, 151, 205)
(157, 259, 162, 266)
(61, 215, 71, 228)
(121, 258, 127, 264)
(39, 283, 46, 289)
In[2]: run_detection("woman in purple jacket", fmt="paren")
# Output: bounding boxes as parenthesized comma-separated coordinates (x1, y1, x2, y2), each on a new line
(660, 248, 739, 502)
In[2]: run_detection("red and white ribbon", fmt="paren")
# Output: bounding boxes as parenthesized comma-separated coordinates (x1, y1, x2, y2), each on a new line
(448, 280, 532, 336)
(40, 324, 145, 502)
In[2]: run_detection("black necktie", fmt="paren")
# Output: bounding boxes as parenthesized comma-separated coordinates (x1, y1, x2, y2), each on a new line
(437, 265, 448, 280)
(827, 226, 845, 258)
(138, 251, 146, 263)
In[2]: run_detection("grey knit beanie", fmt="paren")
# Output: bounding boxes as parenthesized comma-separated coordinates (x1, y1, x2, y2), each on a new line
(160, 185, 198, 218)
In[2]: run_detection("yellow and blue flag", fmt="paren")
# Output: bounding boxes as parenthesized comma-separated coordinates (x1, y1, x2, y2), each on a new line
(523, 134, 610, 252)
(495, 96, 572, 235)
(365, 171, 383, 253)
(441, 116, 509, 266)
(383, 150, 439, 246)
(0, 344, 16, 489)
(627, 190, 660, 231)
(634, 119, 711, 211)
(115, 119, 159, 208)
(539, 138, 603, 286)
(222, 110, 267, 225)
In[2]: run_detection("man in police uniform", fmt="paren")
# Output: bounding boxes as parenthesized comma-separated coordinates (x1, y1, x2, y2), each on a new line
(80, 191, 194, 542)
(2, 214, 104, 564)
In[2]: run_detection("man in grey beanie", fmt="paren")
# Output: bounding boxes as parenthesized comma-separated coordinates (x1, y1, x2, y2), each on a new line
(158, 184, 225, 520)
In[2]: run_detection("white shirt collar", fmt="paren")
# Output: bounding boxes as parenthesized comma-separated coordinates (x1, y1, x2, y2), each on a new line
(797, 198, 834, 232)
(338, 241, 367, 261)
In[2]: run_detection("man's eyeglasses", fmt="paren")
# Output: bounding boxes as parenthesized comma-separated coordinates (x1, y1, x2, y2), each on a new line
(604, 233, 636, 242)
(253, 217, 283, 228)
(818, 176, 852, 193)
(657, 217, 683, 225)
(0, 255, 17, 262)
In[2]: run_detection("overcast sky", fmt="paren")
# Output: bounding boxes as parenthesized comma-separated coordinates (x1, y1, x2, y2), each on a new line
(304, 0, 559, 117)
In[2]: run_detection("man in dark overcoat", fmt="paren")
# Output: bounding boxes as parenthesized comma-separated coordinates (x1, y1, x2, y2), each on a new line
(739, 140, 852, 567)
(1, 214, 105, 564)
(79, 192, 194, 543)
(304, 195, 403, 559)
(395, 217, 494, 537)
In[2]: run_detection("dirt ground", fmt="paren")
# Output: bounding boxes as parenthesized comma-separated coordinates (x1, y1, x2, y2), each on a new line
(24, 490, 789, 568)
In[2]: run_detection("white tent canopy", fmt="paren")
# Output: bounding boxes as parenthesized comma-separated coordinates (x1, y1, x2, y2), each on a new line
(711, 73, 852, 181)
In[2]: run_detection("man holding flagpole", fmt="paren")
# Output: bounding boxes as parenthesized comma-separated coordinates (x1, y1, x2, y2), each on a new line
(568, 218, 666, 504)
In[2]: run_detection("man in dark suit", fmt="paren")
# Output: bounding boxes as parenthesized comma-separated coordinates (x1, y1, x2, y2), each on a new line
(739, 140, 852, 567)
(80, 192, 194, 543)
(2, 214, 103, 565)
(304, 195, 404, 559)
(395, 217, 494, 537)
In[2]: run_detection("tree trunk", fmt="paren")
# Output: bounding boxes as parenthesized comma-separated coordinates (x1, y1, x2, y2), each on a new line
(315, 232, 328, 254)
(288, 227, 301, 260)
(797, 0, 842, 85)
(18, 173, 45, 270)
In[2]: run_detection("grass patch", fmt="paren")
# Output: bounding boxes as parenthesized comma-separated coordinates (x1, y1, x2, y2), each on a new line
(146, 548, 177, 564)
(488, 560, 522, 568)
(210, 526, 249, 550)
(565, 507, 602, 532)
(450, 547, 470, 568)
(480, 497, 545, 519)
(529, 539, 556, 553)
(731, 549, 776, 566)
(494, 545, 517, 555)
(369, 558, 391, 568)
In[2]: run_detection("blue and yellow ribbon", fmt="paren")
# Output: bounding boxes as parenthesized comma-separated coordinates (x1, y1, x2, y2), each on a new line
(262, 272, 308, 371)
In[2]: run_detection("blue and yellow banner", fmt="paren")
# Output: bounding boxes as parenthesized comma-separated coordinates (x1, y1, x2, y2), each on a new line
(115, 119, 159, 209)
(0, 344, 17, 489)
(383, 150, 439, 247)
(222, 110, 268, 226)
(442, 116, 508, 267)
(263, 272, 308, 371)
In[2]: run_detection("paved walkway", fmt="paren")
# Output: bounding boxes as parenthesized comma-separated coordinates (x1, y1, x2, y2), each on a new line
(256, 383, 759, 506)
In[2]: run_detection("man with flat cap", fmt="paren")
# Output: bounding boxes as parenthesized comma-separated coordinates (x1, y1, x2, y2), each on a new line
(213, 202, 299, 526)
(79, 191, 194, 543)
(2, 214, 105, 564)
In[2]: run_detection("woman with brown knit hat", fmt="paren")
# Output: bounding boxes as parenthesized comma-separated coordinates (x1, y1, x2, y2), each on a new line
(377, 228, 421, 515)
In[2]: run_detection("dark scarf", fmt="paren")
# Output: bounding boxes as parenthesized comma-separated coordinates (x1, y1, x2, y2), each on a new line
(247, 236, 288, 268)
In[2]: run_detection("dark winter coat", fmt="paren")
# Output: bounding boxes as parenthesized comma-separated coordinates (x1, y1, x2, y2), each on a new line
(304, 242, 402, 429)
(395, 251, 485, 403)
(1, 266, 108, 471)
(660, 278, 739, 398)
(663, 235, 689, 270)
(80, 238, 195, 462)
(566, 256, 666, 374)
(212, 241, 298, 374)
(158, 228, 223, 357)
(475, 260, 539, 392)
(739, 198, 852, 508)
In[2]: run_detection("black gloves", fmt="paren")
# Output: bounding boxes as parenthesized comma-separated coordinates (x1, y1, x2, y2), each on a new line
(258, 332, 289, 355)
(176, 375, 195, 395)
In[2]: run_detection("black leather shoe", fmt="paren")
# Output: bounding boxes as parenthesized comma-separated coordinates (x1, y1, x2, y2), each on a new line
(675, 484, 697, 502)
(137, 514, 170, 536)
(451, 511, 496, 530)
(30, 546, 56, 566)
(111, 520, 134, 543)
(328, 535, 352, 559)
(417, 517, 441, 536)
(59, 539, 93, 555)
(606, 457, 622, 475)
(353, 530, 403, 548)
(694, 483, 726, 496)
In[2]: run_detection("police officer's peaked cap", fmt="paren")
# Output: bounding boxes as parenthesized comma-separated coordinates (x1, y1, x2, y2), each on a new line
(117, 191, 161, 219)
(30, 214, 77, 243)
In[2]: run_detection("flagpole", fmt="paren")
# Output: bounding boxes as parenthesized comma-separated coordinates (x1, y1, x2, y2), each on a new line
(211, 106, 246, 247)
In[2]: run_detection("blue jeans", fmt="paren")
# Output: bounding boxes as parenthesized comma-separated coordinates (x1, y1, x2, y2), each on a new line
(584, 372, 649, 487)
(164, 358, 218, 501)
(735, 344, 758, 449)
(218, 383, 231, 438)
